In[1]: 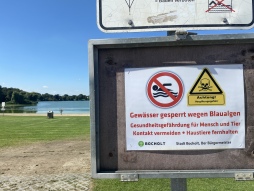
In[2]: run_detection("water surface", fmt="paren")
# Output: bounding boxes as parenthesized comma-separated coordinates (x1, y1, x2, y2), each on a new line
(3, 101, 90, 114)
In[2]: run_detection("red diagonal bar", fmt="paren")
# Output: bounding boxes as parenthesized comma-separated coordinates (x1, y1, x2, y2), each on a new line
(220, 2, 235, 12)
(153, 79, 177, 101)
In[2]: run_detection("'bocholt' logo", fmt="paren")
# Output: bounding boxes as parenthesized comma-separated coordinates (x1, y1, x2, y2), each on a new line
(138, 141, 144, 147)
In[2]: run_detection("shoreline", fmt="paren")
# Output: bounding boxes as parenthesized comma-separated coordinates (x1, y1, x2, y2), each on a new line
(1, 113, 90, 117)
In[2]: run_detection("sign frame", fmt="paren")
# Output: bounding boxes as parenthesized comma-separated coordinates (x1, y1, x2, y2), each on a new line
(97, 0, 254, 33)
(89, 33, 254, 179)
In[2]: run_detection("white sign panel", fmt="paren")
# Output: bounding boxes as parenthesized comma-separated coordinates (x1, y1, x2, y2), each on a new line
(125, 64, 245, 150)
(97, 0, 254, 32)
(1, 102, 5, 107)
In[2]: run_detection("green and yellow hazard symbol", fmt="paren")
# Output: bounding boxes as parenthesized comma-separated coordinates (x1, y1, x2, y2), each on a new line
(188, 68, 225, 106)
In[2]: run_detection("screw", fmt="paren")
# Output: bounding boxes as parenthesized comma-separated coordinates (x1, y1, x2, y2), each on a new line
(223, 18, 228, 24)
(128, 20, 134, 27)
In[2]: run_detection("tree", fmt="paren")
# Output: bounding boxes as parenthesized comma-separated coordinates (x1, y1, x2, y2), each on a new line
(11, 91, 25, 104)
(0, 86, 89, 103)
(62, 94, 69, 101)
(76, 94, 83, 100)
(0, 85, 2, 102)
(30, 93, 40, 102)
(54, 94, 61, 101)
(25, 92, 39, 102)
(42, 93, 54, 101)
(6, 89, 13, 102)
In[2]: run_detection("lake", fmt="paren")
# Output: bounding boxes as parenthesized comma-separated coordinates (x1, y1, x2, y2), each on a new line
(3, 101, 90, 114)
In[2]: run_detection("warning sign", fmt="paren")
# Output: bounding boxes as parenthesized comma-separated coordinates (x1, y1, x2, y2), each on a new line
(125, 65, 245, 151)
(146, 72, 184, 108)
(188, 68, 225, 106)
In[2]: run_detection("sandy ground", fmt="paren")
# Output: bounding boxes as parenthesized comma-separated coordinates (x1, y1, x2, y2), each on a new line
(0, 114, 92, 190)
(0, 139, 92, 190)
(0, 139, 90, 176)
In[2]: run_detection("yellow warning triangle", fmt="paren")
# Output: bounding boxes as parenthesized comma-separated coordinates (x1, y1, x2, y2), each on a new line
(188, 68, 225, 106)
(189, 68, 223, 94)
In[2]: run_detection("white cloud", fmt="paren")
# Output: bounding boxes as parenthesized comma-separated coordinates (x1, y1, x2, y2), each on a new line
(43, 85, 48, 89)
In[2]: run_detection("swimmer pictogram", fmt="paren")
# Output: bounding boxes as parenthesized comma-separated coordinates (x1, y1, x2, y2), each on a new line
(152, 83, 178, 98)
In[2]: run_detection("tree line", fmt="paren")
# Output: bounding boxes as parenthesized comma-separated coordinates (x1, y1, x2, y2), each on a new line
(0, 86, 89, 104)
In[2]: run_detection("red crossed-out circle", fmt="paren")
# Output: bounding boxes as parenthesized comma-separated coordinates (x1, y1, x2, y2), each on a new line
(147, 71, 184, 108)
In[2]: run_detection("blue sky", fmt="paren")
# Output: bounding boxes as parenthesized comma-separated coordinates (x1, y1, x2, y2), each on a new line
(0, 0, 253, 96)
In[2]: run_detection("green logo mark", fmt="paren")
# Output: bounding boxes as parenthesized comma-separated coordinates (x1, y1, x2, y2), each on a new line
(138, 141, 144, 147)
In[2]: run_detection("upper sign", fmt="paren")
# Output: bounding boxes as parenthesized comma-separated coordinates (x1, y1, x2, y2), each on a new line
(97, 0, 254, 32)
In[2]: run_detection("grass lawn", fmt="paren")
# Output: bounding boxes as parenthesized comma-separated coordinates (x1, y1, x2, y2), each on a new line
(93, 178, 254, 191)
(0, 116, 90, 147)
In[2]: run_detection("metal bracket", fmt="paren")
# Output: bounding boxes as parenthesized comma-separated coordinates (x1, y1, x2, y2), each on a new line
(175, 31, 188, 40)
(235, 173, 254, 181)
(120, 174, 139, 182)
(174, 30, 197, 41)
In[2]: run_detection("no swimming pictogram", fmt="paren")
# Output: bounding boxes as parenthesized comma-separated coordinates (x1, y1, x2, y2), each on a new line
(206, 0, 235, 13)
(146, 71, 184, 108)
